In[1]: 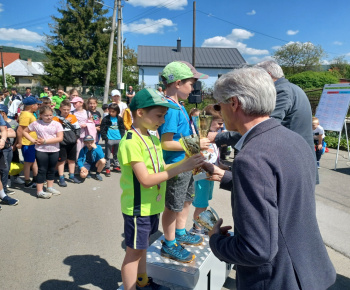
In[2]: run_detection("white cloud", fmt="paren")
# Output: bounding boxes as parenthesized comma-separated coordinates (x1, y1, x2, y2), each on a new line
(0, 3, 3, 13)
(287, 30, 299, 35)
(0, 28, 43, 43)
(333, 41, 342, 46)
(124, 18, 175, 35)
(247, 10, 256, 15)
(320, 59, 331, 65)
(272, 45, 281, 50)
(202, 29, 269, 56)
(1, 43, 43, 52)
(128, 0, 187, 10)
(247, 55, 274, 65)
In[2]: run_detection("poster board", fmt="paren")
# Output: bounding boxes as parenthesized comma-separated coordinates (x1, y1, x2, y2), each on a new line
(315, 84, 350, 131)
(315, 83, 350, 170)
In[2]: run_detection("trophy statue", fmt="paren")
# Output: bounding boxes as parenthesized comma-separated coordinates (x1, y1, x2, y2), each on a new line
(193, 207, 220, 232)
(192, 114, 213, 162)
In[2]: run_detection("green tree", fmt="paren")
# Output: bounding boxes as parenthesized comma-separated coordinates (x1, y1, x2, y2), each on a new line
(274, 42, 326, 74)
(42, 0, 112, 88)
(122, 45, 138, 87)
(0, 74, 16, 90)
(330, 55, 350, 78)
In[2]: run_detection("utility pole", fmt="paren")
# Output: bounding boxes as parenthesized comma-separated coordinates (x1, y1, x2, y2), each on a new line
(116, 0, 123, 91)
(102, 0, 117, 104)
(0, 47, 6, 88)
(192, 1, 196, 67)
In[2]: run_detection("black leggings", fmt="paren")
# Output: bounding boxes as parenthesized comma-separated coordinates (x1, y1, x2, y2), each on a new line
(35, 151, 59, 183)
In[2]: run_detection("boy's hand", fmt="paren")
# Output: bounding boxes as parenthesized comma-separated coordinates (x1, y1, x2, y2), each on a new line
(80, 123, 87, 128)
(200, 137, 210, 150)
(181, 153, 205, 172)
(80, 167, 88, 175)
(91, 143, 97, 149)
(317, 144, 322, 150)
(16, 143, 22, 149)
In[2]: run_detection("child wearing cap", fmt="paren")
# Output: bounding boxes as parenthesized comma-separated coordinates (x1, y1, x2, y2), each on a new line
(118, 88, 204, 290)
(16, 97, 42, 188)
(22, 105, 64, 199)
(158, 61, 211, 263)
(71, 96, 93, 159)
(100, 103, 125, 175)
(111, 89, 127, 117)
(77, 135, 106, 181)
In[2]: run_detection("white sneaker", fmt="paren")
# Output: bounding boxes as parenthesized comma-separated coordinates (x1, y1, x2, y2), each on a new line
(47, 187, 61, 196)
(13, 176, 25, 185)
(37, 191, 52, 199)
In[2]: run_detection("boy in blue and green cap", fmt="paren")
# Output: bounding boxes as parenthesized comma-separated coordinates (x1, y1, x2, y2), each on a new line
(158, 61, 211, 263)
(118, 88, 204, 290)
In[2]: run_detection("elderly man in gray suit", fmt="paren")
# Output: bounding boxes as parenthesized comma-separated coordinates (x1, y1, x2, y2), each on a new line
(205, 67, 335, 290)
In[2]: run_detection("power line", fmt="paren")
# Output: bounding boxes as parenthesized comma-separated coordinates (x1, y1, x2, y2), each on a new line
(197, 9, 345, 57)
(124, 0, 180, 24)
(123, 9, 191, 35)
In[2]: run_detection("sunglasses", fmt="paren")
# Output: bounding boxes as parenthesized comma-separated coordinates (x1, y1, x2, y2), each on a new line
(213, 104, 221, 111)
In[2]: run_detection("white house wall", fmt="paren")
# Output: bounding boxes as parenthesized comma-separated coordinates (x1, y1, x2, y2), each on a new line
(139, 67, 235, 90)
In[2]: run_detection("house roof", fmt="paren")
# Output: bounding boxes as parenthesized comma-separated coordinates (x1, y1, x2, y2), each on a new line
(0, 59, 46, 76)
(1, 52, 20, 67)
(137, 45, 246, 68)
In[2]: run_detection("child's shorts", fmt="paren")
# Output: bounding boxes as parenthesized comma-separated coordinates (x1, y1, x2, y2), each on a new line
(123, 213, 159, 250)
(22, 145, 36, 163)
(192, 179, 214, 208)
(58, 143, 77, 162)
(165, 171, 194, 212)
(83, 162, 97, 172)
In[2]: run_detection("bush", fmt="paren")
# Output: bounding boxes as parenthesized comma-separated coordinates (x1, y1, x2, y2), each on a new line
(287, 71, 339, 89)
(325, 132, 349, 150)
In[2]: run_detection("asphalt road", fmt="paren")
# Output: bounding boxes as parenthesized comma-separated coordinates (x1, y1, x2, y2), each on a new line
(0, 148, 349, 289)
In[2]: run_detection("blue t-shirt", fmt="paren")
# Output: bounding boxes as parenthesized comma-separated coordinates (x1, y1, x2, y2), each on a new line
(158, 100, 192, 164)
(107, 116, 122, 140)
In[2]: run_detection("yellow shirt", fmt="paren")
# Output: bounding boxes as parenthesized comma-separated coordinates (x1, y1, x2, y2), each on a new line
(18, 111, 37, 145)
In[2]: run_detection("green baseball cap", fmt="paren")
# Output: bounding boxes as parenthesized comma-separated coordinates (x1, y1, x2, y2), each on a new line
(161, 61, 209, 84)
(129, 88, 179, 111)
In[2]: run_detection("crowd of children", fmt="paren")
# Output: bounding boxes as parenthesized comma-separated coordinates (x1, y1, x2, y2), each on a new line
(0, 88, 128, 206)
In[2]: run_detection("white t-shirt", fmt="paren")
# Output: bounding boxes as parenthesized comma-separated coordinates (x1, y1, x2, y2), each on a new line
(313, 125, 325, 140)
(117, 102, 127, 117)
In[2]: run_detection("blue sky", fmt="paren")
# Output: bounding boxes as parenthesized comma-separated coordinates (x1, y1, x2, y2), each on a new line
(0, 0, 350, 64)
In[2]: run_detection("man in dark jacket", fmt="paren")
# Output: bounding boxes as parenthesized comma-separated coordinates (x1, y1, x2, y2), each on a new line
(205, 67, 336, 290)
(100, 103, 125, 175)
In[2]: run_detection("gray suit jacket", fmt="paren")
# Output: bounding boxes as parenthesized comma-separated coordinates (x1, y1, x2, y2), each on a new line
(210, 119, 336, 290)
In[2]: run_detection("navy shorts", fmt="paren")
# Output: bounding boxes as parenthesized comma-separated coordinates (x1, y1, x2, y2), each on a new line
(22, 145, 36, 163)
(83, 162, 97, 172)
(123, 213, 159, 250)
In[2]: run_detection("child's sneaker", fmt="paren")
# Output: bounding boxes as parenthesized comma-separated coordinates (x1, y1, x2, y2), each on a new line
(1, 195, 19, 206)
(68, 176, 81, 184)
(58, 177, 67, 187)
(105, 169, 111, 177)
(37, 191, 52, 199)
(175, 230, 203, 246)
(94, 173, 103, 181)
(114, 166, 121, 172)
(47, 187, 61, 196)
(192, 224, 208, 235)
(24, 181, 36, 189)
(13, 176, 25, 184)
(160, 242, 195, 263)
(136, 277, 170, 290)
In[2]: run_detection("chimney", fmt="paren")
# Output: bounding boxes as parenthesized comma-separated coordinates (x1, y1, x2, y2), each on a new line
(27, 58, 32, 65)
(177, 38, 181, 52)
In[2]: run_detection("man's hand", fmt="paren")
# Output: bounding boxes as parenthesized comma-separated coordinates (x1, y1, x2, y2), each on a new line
(209, 218, 232, 238)
(202, 163, 226, 182)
